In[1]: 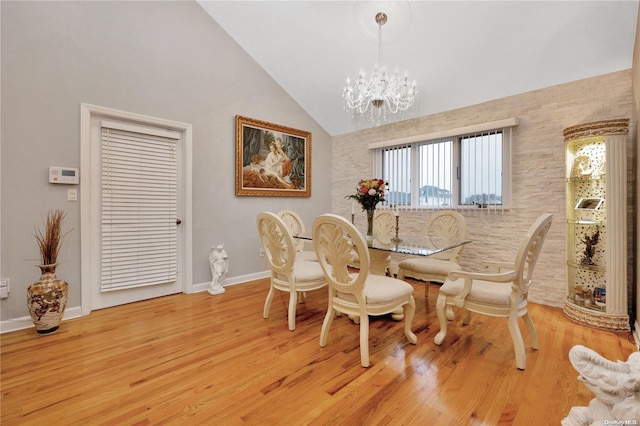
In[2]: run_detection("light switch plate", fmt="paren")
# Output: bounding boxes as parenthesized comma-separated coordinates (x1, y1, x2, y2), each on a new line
(67, 188, 78, 201)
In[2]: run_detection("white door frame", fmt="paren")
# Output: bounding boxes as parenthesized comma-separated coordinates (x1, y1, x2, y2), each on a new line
(79, 103, 193, 316)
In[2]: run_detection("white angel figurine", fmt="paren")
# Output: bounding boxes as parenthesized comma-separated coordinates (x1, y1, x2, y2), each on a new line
(208, 244, 228, 295)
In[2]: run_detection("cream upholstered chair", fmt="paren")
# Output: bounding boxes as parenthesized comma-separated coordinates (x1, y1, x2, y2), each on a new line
(348, 210, 395, 274)
(433, 213, 553, 370)
(277, 209, 317, 262)
(397, 210, 468, 287)
(312, 213, 417, 367)
(257, 212, 327, 331)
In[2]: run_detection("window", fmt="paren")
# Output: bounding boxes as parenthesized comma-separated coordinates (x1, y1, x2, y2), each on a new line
(382, 145, 412, 205)
(460, 131, 503, 207)
(418, 139, 453, 207)
(373, 119, 516, 210)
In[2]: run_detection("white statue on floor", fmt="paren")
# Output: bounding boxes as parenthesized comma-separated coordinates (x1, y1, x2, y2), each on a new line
(562, 344, 640, 426)
(208, 244, 228, 295)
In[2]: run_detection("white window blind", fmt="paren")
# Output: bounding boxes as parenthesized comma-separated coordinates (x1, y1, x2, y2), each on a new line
(100, 121, 179, 292)
(382, 145, 411, 206)
(418, 139, 453, 208)
(460, 130, 503, 211)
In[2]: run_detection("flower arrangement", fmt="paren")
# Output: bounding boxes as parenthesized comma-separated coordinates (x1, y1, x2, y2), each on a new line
(34, 209, 68, 266)
(346, 178, 387, 211)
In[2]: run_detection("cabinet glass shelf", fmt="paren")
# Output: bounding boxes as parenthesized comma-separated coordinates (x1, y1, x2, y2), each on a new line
(566, 175, 606, 183)
(567, 260, 605, 272)
(567, 219, 604, 226)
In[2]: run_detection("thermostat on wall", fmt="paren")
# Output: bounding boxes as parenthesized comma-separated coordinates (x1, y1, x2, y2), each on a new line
(49, 166, 79, 184)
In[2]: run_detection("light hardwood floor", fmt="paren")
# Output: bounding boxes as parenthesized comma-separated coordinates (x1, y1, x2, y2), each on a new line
(1, 277, 635, 425)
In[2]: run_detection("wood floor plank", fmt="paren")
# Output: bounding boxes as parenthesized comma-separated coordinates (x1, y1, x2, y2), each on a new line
(1, 278, 635, 425)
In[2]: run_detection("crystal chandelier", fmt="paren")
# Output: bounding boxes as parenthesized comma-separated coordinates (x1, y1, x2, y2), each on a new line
(343, 11, 417, 119)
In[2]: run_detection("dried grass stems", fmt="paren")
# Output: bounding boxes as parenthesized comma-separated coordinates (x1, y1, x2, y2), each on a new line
(34, 209, 69, 266)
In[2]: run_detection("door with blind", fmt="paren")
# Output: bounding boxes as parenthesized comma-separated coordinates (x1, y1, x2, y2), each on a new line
(86, 114, 186, 311)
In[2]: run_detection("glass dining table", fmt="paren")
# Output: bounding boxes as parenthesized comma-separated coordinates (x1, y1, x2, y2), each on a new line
(294, 234, 472, 276)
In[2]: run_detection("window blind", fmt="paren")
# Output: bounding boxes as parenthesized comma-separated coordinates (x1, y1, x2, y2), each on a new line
(418, 139, 453, 210)
(382, 145, 412, 206)
(460, 129, 504, 213)
(100, 122, 179, 292)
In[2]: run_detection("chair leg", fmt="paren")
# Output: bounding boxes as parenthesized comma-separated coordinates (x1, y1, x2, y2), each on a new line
(397, 268, 405, 280)
(263, 286, 275, 319)
(403, 296, 417, 344)
(287, 291, 298, 331)
(462, 309, 472, 325)
(445, 304, 455, 321)
(390, 308, 404, 321)
(319, 306, 335, 347)
(359, 314, 370, 367)
(433, 293, 448, 345)
(507, 314, 526, 370)
(523, 312, 539, 350)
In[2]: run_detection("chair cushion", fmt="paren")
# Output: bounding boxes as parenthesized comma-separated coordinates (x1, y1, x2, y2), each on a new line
(398, 258, 461, 276)
(439, 277, 513, 307)
(364, 274, 414, 304)
(276, 260, 325, 283)
(337, 274, 414, 305)
(296, 250, 318, 262)
(338, 274, 413, 306)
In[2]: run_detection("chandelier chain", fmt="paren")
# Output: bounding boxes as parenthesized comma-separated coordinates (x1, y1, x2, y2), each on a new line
(378, 18, 383, 68)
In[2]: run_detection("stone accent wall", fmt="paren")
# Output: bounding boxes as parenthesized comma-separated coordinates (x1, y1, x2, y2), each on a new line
(332, 70, 634, 308)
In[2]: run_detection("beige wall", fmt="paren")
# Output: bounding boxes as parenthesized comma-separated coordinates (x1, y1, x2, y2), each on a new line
(333, 70, 634, 309)
(0, 1, 332, 323)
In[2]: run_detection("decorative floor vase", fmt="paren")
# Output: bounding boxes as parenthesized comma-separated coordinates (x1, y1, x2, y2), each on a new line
(366, 208, 375, 246)
(27, 264, 68, 335)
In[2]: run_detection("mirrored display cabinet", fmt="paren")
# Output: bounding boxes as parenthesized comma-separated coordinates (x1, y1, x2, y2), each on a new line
(563, 119, 629, 332)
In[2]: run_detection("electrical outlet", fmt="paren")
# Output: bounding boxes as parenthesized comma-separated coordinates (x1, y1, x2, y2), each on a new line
(259, 248, 265, 257)
(0, 279, 9, 299)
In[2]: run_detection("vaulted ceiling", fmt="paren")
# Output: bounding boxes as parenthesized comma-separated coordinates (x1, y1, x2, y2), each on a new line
(198, 1, 638, 136)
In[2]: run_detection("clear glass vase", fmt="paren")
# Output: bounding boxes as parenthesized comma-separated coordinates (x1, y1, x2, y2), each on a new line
(366, 208, 375, 246)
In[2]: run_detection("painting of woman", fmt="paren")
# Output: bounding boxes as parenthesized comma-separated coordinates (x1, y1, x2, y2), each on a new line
(236, 115, 311, 197)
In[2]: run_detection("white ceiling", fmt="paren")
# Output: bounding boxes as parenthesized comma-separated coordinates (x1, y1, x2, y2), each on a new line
(198, 1, 639, 136)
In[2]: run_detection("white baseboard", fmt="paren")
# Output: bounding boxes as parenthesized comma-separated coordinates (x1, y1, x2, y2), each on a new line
(1, 271, 270, 334)
(191, 270, 270, 293)
(0, 306, 83, 334)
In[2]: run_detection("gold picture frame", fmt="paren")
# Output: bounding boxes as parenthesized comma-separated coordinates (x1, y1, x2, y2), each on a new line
(235, 115, 311, 197)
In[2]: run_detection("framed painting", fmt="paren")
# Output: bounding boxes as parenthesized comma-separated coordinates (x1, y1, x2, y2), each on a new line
(235, 115, 311, 197)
